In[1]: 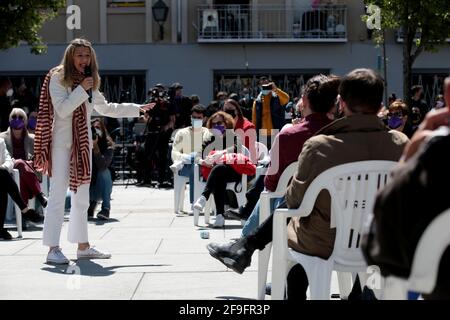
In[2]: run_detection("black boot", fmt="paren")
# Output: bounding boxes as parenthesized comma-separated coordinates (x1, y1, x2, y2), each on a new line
(206, 237, 256, 274)
(0, 229, 13, 240)
(87, 202, 97, 219)
(22, 208, 44, 223)
(36, 192, 48, 208)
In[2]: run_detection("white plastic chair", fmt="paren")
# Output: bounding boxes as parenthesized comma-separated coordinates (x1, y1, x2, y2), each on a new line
(257, 161, 298, 300)
(255, 142, 270, 180)
(6, 169, 23, 238)
(173, 167, 189, 214)
(271, 161, 397, 300)
(193, 146, 250, 226)
(382, 208, 450, 300)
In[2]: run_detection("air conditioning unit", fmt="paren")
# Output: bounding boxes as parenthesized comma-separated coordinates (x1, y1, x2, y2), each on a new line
(202, 9, 219, 31)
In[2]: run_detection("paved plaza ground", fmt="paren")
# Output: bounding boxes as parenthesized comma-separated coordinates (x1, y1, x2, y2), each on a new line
(0, 184, 339, 300)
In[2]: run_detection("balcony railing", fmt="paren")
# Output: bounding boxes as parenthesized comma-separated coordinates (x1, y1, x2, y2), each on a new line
(197, 4, 347, 43)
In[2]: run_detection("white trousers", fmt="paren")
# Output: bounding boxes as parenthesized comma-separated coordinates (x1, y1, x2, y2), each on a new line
(43, 147, 90, 247)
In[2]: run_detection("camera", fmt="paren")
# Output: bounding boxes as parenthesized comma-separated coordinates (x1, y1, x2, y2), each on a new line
(262, 84, 273, 91)
(148, 87, 169, 104)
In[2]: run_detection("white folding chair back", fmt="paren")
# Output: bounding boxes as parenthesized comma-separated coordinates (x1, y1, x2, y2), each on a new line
(383, 208, 450, 299)
(257, 161, 298, 299)
(271, 161, 397, 300)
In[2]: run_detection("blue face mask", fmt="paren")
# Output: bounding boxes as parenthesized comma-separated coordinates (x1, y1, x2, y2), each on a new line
(388, 116, 403, 129)
(191, 118, 203, 129)
(261, 90, 271, 96)
(213, 125, 226, 135)
(27, 117, 37, 130)
(10, 118, 25, 130)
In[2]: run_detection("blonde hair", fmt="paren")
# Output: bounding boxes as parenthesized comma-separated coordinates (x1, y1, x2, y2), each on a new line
(58, 38, 100, 90)
(9, 108, 28, 123)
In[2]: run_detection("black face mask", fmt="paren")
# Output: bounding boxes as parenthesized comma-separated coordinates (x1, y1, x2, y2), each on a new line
(225, 110, 236, 118)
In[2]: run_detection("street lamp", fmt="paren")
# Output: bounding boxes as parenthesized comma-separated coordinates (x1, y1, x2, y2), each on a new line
(152, 0, 169, 40)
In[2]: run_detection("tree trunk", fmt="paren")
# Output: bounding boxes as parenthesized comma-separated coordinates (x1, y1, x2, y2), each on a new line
(403, 43, 413, 108)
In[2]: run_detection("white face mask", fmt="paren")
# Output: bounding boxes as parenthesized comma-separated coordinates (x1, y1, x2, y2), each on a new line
(95, 128, 102, 137)
(6, 88, 13, 97)
(191, 118, 203, 129)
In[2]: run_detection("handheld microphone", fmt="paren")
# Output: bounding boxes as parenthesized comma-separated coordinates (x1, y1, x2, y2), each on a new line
(84, 65, 92, 103)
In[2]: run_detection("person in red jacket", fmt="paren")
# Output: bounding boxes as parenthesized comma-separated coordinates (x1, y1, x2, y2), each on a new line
(223, 99, 256, 160)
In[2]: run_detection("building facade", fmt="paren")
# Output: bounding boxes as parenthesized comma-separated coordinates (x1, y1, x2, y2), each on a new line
(0, 0, 449, 105)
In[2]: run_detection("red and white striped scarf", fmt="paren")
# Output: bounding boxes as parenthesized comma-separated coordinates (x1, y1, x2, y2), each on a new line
(34, 68, 91, 193)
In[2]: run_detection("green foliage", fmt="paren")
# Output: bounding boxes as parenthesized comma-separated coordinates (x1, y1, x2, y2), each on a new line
(0, 0, 66, 54)
(363, 0, 450, 55)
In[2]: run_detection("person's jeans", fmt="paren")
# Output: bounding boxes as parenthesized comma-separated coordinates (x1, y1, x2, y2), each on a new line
(178, 163, 194, 203)
(89, 169, 113, 210)
(242, 196, 283, 237)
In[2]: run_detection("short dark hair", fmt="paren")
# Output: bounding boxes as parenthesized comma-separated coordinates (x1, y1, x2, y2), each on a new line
(191, 104, 206, 115)
(411, 85, 423, 96)
(259, 76, 268, 83)
(191, 94, 200, 104)
(304, 74, 341, 113)
(339, 69, 384, 114)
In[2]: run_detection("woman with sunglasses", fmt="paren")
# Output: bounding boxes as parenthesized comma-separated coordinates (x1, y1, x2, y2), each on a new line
(194, 111, 245, 228)
(34, 38, 152, 264)
(0, 108, 48, 216)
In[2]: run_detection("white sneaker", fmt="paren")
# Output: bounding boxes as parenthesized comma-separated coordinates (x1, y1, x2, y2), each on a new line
(170, 161, 184, 174)
(193, 196, 207, 211)
(46, 247, 70, 265)
(213, 214, 225, 228)
(77, 246, 111, 260)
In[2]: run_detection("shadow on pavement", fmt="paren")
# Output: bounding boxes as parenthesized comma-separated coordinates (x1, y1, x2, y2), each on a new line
(41, 260, 171, 277)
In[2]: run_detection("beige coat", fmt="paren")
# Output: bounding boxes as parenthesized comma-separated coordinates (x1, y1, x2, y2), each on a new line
(0, 128, 35, 160)
(286, 115, 409, 259)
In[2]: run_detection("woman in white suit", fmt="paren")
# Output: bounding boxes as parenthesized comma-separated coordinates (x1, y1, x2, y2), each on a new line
(35, 38, 151, 264)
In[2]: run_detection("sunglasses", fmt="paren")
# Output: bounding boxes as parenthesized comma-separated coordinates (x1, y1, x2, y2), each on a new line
(11, 115, 24, 120)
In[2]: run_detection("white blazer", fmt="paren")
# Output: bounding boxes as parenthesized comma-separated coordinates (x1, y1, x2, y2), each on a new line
(0, 138, 14, 173)
(49, 71, 141, 149)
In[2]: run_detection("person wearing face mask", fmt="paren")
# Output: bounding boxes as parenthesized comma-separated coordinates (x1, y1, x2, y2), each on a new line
(0, 77, 14, 132)
(194, 111, 244, 228)
(223, 99, 255, 152)
(387, 100, 415, 138)
(86, 118, 114, 220)
(27, 111, 38, 134)
(170, 105, 212, 212)
(0, 108, 47, 215)
(252, 77, 290, 149)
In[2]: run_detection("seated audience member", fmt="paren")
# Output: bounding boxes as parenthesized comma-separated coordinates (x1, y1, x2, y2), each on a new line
(27, 111, 38, 134)
(387, 100, 415, 138)
(193, 111, 244, 228)
(88, 118, 114, 220)
(222, 99, 256, 153)
(207, 69, 409, 299)
(170, 105, 212, 211)
(1, 138, 43, 240)
(363, 77, 450, 300)
(0, 108, 47, 209)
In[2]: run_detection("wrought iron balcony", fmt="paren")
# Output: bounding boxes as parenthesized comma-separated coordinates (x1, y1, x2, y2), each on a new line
(197, 4, 347, 43)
